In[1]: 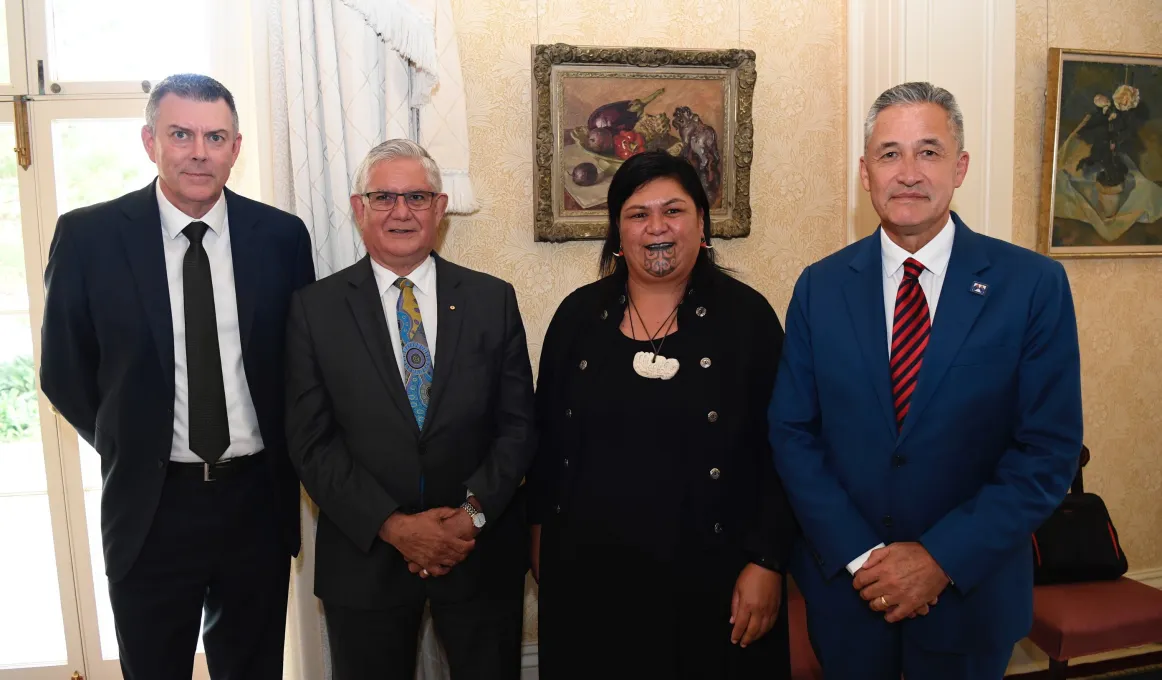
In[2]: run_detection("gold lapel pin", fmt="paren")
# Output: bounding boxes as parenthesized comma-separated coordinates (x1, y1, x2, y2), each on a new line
(449, 305, 456, 310)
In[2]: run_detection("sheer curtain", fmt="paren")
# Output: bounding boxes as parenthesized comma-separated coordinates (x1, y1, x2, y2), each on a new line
(262, 0, 476, 677)
(267, 0, 475, 276)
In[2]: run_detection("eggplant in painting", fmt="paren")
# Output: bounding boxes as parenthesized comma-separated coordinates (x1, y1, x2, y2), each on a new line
(587, 88, 665, 134)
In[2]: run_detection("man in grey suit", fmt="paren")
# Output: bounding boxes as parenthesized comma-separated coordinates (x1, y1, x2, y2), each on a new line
(286, 139, 535, 680)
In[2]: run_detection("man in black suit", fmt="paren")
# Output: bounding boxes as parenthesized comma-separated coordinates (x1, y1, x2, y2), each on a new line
(40, 74, 315, 679)
(286, 139, 535, 680)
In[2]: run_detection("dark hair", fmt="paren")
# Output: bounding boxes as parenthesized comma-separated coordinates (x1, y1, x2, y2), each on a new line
(146, 74, 239, 133)
(599, 151, 718, 277)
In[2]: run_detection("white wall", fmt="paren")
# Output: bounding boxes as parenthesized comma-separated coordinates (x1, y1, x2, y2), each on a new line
(847, 0, 1016, 243)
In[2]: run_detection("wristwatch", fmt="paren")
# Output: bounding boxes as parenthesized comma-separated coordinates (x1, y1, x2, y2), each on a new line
(461, 499, 486, 530)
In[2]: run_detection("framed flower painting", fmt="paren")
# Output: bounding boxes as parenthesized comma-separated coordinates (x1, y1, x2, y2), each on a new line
(1039, 48, 1162, 257)
(531, 44, 756, 242)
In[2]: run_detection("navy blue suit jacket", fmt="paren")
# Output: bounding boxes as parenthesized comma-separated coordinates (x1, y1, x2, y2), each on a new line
(770, 214, 1082, 652)
(40, 181, 316, 582)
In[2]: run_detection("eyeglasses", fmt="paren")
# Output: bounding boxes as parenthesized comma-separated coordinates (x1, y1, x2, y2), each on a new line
(360, 190, 439, 212)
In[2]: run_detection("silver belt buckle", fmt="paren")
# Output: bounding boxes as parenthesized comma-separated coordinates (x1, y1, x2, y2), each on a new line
(204, 463, 215, 482)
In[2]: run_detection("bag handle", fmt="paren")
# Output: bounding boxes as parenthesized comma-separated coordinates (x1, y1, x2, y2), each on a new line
(1071, 444, 1090, 495)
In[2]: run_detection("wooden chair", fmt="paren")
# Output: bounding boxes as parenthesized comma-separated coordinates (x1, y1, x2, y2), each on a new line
(1026, 446, 1162, 679)
(789, 580, 823, 680)
(1029, 578, 1162, 679)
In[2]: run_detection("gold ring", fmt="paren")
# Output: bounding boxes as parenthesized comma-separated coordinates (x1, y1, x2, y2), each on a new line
(879, 595, 889, 609)
(421, 569, 430, 577)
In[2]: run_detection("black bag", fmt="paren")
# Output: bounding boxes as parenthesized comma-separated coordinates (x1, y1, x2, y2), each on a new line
(1032, 445, 1128, 585)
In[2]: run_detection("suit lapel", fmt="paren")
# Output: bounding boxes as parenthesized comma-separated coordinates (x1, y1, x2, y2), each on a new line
(843, 232, 898, 439)
(423, 256, 463, 433)
(225, 188, 259, 354)
(898, 215, 992, 444)
(345, 257, 420, 436)
(120, 181, 175, 396)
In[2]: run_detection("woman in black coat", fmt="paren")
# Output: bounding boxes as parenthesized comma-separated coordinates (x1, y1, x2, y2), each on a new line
(527, 151, 798, 679)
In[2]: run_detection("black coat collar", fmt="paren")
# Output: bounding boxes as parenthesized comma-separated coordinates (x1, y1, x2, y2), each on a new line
(590, 261, 724, 323)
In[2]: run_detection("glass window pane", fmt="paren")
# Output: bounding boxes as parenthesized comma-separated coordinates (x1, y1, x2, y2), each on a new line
(52, 119, 157, 216)
(0, 0, 11, 85)
(0, 127, 26, 319)
(0, 496, 67, 668)
(0, 124, 67, 669)
(47, 0, 212, 82)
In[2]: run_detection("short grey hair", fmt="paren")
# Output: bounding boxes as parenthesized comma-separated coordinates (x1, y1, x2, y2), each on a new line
(352, 139, 443, 195)
(146, 74, 239, 134)
(864, 81, 964, 152)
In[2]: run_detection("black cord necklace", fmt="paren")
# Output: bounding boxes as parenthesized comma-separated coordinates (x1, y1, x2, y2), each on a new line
(625, 287, 681, 379)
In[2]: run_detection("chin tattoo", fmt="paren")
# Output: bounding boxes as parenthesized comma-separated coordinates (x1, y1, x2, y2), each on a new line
(643, 247, 677, 277)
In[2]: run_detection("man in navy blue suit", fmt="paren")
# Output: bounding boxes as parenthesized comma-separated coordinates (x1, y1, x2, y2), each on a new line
(40, 74, 315, 679)
(770, 82, 1083, 678)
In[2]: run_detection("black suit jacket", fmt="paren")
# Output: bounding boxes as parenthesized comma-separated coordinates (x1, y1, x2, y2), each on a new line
(286, 254, 536, 608)
(40, 181, 316, 582)
(527, 264, 799, 571)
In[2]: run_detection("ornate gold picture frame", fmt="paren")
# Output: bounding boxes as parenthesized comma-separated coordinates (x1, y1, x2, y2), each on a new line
(1039, 47, 1162, 258)
(532, 44, 756, 242)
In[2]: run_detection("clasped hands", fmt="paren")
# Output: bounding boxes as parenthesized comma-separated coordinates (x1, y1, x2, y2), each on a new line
(852, 542, 949, 623)
(378, 505, 479, 579)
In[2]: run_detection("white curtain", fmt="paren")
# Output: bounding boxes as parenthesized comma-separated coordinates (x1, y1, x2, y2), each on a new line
(268, 0, 476, 276)
(265, 0, 476, 677)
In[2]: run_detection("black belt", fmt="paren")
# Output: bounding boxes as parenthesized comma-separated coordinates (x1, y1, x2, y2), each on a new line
(167, 450, 266, 482)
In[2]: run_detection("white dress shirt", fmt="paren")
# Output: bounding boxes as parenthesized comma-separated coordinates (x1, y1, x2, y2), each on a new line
(846, 215, 956, 575)
(158, 184, 264, 463)
(370, 255, 439, 380)
(880, 215, 955, 349)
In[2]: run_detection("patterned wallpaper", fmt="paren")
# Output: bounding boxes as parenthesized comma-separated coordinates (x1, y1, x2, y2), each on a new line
(1014, 0, 1162, 572)
(442, 0, 847, 641)
(443, 0, 847, 371)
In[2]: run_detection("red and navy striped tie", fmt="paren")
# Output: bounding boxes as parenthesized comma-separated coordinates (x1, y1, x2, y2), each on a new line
(890, 258, 930, 429)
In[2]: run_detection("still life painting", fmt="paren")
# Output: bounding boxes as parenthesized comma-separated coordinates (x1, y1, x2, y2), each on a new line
(1040, 48, 1162, 257)
(532, 44, 755, 242)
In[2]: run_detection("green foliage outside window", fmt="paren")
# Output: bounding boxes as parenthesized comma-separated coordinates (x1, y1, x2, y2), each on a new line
(0, 355, 38, 442)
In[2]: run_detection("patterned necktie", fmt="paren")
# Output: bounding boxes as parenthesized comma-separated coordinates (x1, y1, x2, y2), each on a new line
(890, 258, 931, 430)
(395, 277, 433, 430)
(182, 221, 230, 463)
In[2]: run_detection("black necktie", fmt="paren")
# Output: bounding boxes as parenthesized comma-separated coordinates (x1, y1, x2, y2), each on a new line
(182, 221, 229, 464)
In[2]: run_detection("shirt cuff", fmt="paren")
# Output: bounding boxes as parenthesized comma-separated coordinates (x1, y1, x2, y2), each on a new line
(846, 543, 886, 575)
